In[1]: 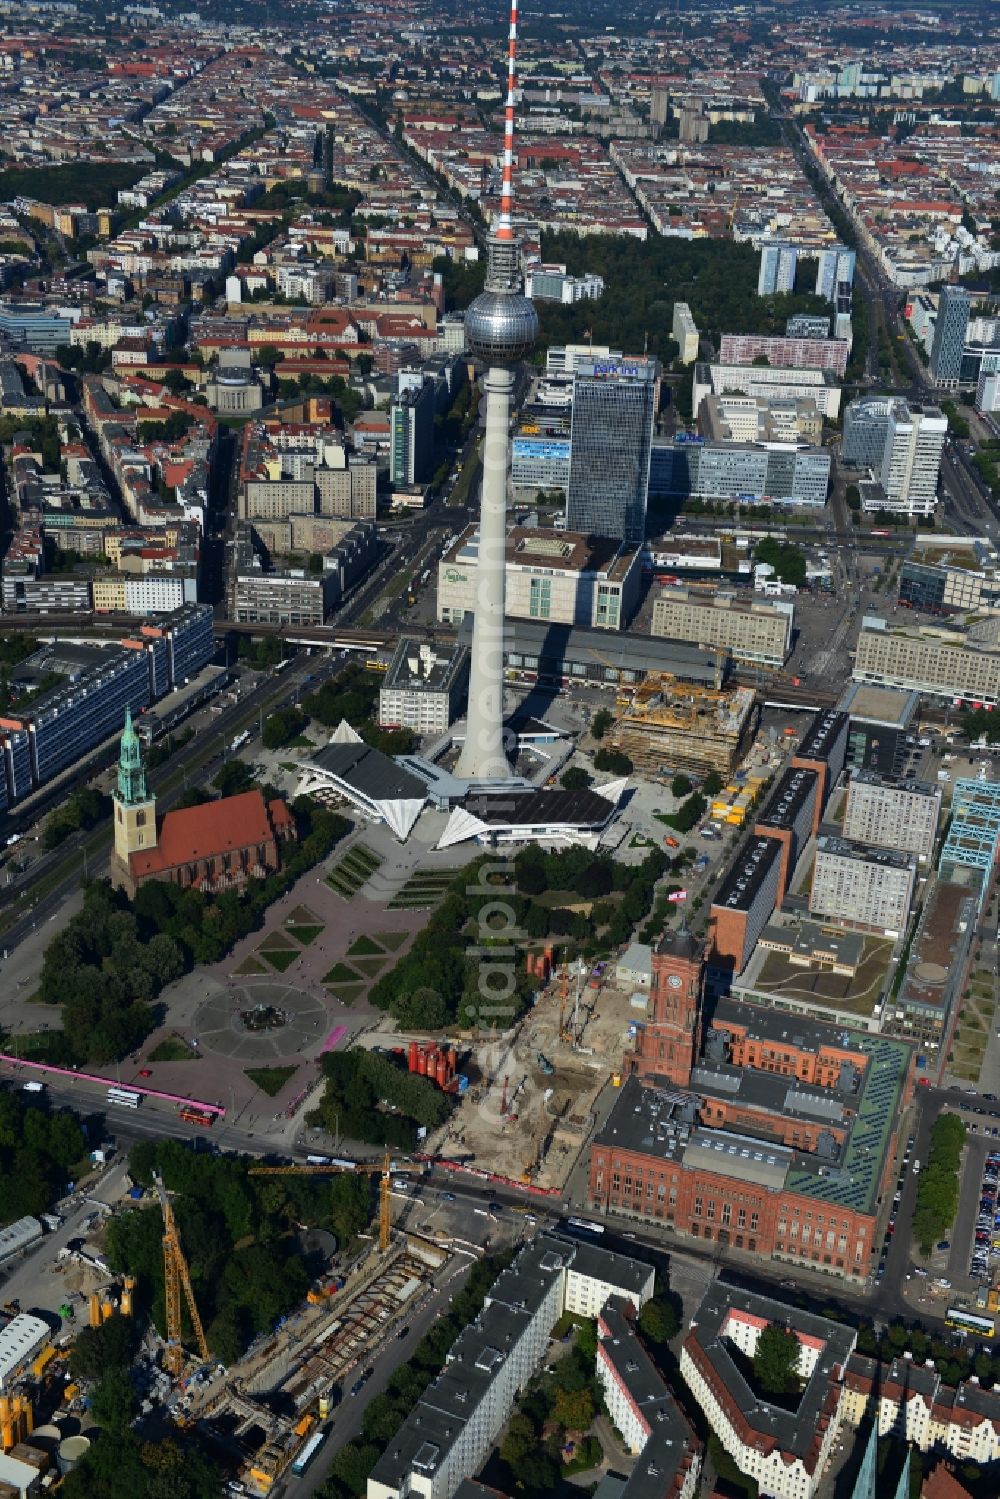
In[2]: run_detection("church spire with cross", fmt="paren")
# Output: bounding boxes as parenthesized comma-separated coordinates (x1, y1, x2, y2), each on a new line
(113, 708, 158, 875)
(116, 707, 148, 804)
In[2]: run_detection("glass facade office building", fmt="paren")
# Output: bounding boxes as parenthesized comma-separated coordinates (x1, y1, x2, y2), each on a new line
(566, 359, 658, 544)
(929, 286, 972, 387)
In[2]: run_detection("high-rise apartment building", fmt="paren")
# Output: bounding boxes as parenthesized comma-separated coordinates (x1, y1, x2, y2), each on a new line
(718, 334, 849, 378)
(877, 399, 946, 517)
(809, 836, 917, 936)
(929, 286, 972, 388)
(758, 241, 798, 296)
(786, 314, 831, 340)
(566, 358, 658, 544)
(672, 303, 700, 364)
(389, 378, 435, 486)
(815, 244, 856, 305)
(842, 771, 941, 863)
(842, 396, 891, 469)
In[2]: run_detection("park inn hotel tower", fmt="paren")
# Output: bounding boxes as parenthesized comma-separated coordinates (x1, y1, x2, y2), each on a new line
(565, 358, 659, 545)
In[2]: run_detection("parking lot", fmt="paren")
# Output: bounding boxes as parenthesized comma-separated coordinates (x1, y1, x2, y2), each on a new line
(875, 1128, 916, 1286)
(968, 1142, 1000, 1287)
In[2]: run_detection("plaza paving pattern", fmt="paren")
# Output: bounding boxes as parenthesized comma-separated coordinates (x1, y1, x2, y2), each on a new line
(193, 981, 329, 1061)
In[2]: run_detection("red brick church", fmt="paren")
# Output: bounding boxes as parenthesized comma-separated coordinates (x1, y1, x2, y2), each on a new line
(110, 711, 296, 896)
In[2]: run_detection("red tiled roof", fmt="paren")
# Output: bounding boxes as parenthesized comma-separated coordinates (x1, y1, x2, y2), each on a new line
(268, 799, 296, 836)
(129, 789, 288, 878)
(923, 1465, 973, 1499)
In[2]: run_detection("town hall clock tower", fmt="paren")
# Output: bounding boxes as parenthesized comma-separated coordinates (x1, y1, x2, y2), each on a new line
(628, 927, 703, 1086)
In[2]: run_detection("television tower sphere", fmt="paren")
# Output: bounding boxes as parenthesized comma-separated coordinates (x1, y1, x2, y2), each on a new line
(465, 286, 539, 367)
(465, 235, 539, 367)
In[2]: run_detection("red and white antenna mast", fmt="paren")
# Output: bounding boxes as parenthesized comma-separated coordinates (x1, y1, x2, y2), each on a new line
(496, 0, 520, 243)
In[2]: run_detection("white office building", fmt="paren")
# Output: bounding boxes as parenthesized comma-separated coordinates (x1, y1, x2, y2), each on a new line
(876, 399, 946, 517)
(810, 835, 917, 937)
(378, 640, 469, 735)
(842, 771, 941, 863)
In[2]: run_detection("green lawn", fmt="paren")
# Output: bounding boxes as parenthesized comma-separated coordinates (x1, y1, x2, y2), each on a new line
(233, 955, 267, 976)
(349, 957, 385, 977)
(322, 961, 363, 984)
(324, 982, 365, 1004)
(347, 934, 385, 957)
(259, 929, 296, 951)
(325, 845, 383, 898)
(148, 1037, 199, 1063)
(287, 925, 323, 945)
(244, 1065, 298, 1097)
(261, 949, 299, 973)
(375, 931, 409, 951)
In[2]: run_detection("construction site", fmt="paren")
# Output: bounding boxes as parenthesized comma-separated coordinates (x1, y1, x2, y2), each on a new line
(0, 1151, 471, 1498)
(431, 953, 639, 1194)
(607, 674, 757, 778)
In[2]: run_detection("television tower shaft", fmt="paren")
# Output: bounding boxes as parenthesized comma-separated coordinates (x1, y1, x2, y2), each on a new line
(454, 0, 538, 782)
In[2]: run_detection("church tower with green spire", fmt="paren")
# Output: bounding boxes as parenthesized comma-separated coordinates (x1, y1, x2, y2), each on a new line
(112, 708, 157, 878)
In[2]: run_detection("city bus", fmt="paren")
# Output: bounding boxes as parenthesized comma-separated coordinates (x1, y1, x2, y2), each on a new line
(106, 1087, 141, 1110)
(291, 1430, 326, 1476)
(178, 1107, 214, 1128)
(946, 1308, 995, 1339)
(564, 1217, 605, 1236)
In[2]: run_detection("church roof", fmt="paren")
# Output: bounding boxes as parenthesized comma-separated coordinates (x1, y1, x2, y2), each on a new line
(129, 789, 291, 879)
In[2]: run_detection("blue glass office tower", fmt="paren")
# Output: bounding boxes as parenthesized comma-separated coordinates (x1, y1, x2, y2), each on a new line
(929, 285, 972, 388)
(566, 358, 658, 544)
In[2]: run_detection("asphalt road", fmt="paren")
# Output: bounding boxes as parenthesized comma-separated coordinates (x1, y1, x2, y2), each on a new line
(0, 652, 330, 958)
(283, 1250, 481, 1499)
(18, 1059, 997, 1332)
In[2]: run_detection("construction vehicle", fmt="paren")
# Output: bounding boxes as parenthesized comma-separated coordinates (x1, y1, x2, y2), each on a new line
(249, 1154, 425, 1252)
(153, 1171, 210, 1377)
(0, 1393, 32, 1452)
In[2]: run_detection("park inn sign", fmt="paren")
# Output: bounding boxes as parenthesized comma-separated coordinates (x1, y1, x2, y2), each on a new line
(444, 568, 469, 584)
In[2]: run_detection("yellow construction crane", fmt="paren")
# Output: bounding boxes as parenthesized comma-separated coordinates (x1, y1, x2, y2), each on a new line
(248, 1154, 425, 1253)
(153, 1171, 210, 1377)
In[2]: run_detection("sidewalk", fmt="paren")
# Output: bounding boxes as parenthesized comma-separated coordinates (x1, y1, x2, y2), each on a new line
(0, 886, 85, 1032)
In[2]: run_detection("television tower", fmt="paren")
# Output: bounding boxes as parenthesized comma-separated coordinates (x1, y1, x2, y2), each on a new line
(455, 0, 538, 781)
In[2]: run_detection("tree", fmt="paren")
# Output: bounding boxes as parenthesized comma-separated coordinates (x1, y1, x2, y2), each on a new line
(591, 709, 613, 740)
(573, 861, 612, 899)
(500, 1412, 536, 1466)
(638, 1296, 679, 1345)
(753, 1323, 801, 1396)
(212, 759, 255, 796)
(561, 766, 593, 791)
(70, 1314, 136, 1380)
(515, 861, 548, 896)
(755, 537, 806, 587)
(703, 770, 725, 797)
(90, 1368, 136, 1434)
(553, 1385, 595, 1431)
(671, 773, 692, 798)
(262, 706, 307, 749)
(594, 748, 632, 775)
